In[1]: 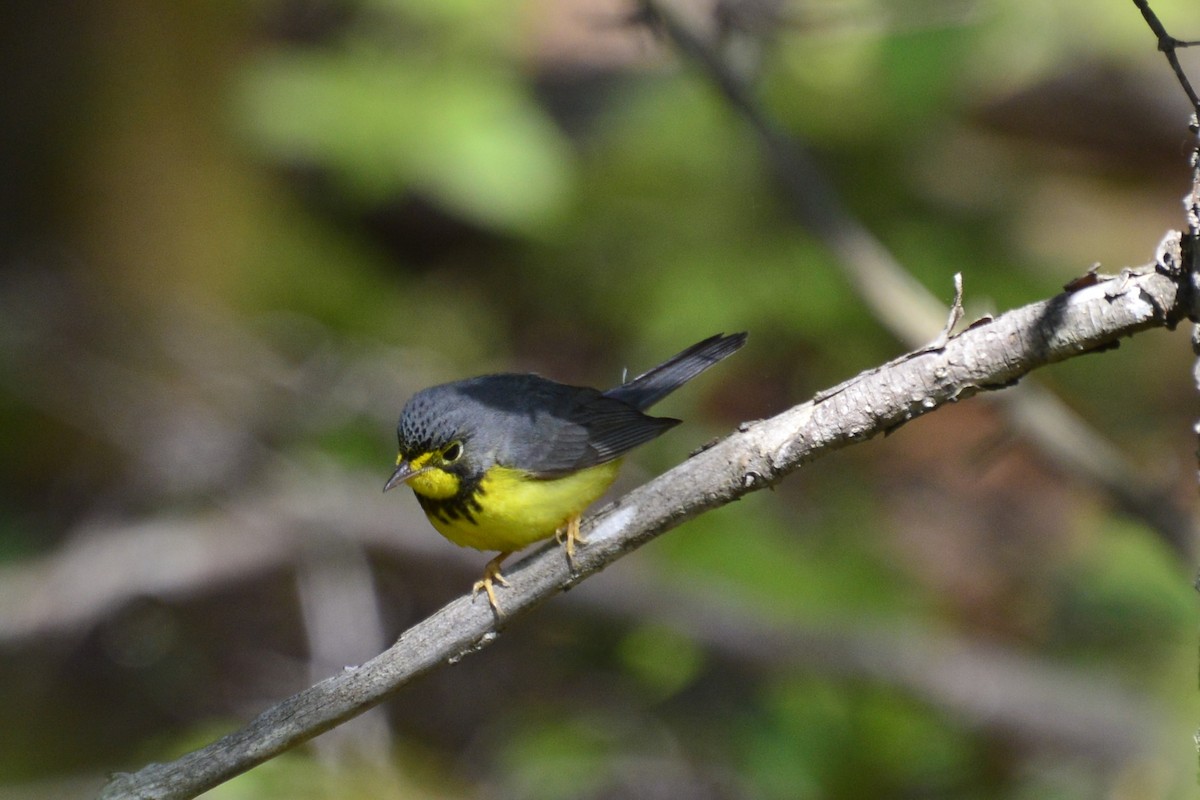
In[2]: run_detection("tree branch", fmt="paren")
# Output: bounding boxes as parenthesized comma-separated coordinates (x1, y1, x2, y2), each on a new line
(99, 245, 1193, 800)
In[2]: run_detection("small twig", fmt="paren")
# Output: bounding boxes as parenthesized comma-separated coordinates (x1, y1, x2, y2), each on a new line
(1131, 0, 1200, 117)
(926, 272, 965, 352)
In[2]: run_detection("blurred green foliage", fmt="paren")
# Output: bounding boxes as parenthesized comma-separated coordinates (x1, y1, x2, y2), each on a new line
(240, 49, 573, 230)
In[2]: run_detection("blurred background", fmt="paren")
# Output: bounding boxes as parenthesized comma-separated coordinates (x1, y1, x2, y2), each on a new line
(1, 0, 1198, 797)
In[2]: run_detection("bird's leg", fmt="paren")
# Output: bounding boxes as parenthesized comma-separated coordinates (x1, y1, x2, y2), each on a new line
(555, 514, 587, 567)
(472, 552, 511, 613)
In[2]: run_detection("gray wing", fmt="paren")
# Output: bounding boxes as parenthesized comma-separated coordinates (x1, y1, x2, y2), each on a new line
(453, 374, 679, 478)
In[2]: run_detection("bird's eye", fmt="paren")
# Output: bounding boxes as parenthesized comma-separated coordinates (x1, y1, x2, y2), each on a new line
(442, 442, 463, 463)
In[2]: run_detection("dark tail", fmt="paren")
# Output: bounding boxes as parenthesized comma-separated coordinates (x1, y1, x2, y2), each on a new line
(604, 332, 747, 410)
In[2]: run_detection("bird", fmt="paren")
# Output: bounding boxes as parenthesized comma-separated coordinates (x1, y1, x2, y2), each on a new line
(384, 332, 747, 612)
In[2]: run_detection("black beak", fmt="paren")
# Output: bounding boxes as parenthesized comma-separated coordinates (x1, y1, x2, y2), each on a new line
(384, 460, 422, 493)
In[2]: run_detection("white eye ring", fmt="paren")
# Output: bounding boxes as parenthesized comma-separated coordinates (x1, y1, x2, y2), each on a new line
(442, 442, 463, 463)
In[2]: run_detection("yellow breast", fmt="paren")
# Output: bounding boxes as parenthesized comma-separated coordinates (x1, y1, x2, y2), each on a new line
(417, 461, 621, 553)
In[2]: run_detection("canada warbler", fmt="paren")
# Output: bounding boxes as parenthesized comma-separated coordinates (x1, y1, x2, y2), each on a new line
(384, 332, 747, 611)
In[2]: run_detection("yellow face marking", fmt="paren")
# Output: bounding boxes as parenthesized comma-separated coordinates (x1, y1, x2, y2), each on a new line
(406, 452, 433, 469)
(402, 451, 461, 500)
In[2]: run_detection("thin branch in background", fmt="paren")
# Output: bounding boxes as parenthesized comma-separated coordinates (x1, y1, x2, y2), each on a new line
(99, 255, 1192, 800)
(293, 532, 395, 768)
(632, 0, 958, 339)
(1, 462, 1158, 768)
(636, 0, 1198, 559)
(567, 568, 1161, 765)
(0, 463, 449, 647)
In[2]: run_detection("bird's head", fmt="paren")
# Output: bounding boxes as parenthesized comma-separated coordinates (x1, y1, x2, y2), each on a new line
(384, 386, 479, 499)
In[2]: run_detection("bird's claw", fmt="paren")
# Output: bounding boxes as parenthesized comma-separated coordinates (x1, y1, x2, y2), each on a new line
(473, 552, 511, 614)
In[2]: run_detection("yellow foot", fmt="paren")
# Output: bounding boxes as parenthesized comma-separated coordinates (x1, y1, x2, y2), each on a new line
(472, 552, 511, 614)
(554, 514, 587, 567)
